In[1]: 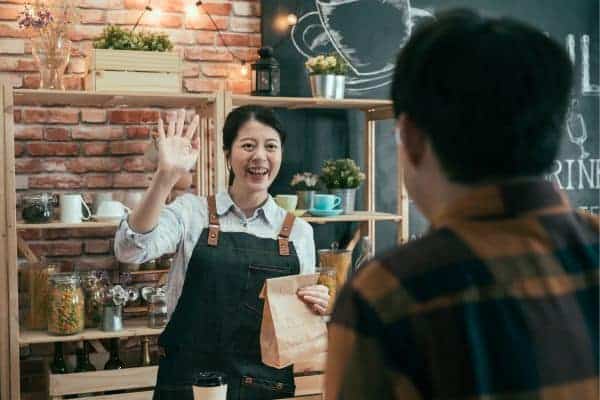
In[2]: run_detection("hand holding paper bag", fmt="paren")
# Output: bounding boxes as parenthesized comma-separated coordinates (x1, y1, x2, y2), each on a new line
(260, 274, 328, 369)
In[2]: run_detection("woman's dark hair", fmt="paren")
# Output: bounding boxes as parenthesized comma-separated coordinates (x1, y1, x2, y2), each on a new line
(391, 9, 573, 183)
(222, 105, 287, 186)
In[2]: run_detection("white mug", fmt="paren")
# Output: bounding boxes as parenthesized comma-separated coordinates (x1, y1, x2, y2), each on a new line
(96, 200, 130, 219)
(60, 194, 91, 223)
(93, 192, 113, 213)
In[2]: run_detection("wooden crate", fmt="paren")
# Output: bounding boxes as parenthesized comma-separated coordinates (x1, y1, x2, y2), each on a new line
(48, 357, 325, 399)
(85, 49, 182, 93)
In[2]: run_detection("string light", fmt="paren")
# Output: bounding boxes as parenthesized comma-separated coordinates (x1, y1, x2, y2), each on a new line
(132, 3, 153, 32)
(186, 2, 296, 77)
(193, 0, 249, 76)
(185, 4, 199, 16)
(287, 13, 298, 26)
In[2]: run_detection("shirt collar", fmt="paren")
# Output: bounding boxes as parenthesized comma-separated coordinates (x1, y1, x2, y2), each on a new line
(215, 191, 277, 226)
(430, 179, 571, 229)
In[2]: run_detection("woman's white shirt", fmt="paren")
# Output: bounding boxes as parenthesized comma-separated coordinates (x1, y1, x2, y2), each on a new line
(114, 191, 316, 314)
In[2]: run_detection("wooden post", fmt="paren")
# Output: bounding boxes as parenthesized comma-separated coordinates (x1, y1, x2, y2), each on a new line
(1, 82, 20, 400)
(362, 113, 376, 248)
(214, 90, 227, 194)
(397, 133, 409, 244)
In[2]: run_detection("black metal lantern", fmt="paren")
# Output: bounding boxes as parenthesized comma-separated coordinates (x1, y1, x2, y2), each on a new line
(251, 47, 280, 96)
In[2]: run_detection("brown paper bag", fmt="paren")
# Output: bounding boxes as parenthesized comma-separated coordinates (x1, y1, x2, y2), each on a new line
(259, 273, 328, 369)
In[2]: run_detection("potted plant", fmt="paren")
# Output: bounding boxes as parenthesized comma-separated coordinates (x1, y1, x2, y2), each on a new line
(320, 159, 365, 214)
(305, 53, 349, 99)
(86, 25, 182, 93)
(290, 172, 321, 210)
(18, 0, 78, 90)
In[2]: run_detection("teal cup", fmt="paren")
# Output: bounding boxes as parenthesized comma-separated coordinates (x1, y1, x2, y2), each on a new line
(313, 194, 342, 210)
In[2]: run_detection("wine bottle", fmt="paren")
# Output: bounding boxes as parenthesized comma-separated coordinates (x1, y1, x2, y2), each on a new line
(140, 336, 151, 367)
(104, 338, 126, 370)
(50, 342, 68, 374)
(74, 341, 96, 372)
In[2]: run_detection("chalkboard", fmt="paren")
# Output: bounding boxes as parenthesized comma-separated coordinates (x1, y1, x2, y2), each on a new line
(263, 0, 599, 251)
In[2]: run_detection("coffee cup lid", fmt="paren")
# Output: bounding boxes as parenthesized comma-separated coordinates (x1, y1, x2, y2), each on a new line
(193, 371, 226, 387)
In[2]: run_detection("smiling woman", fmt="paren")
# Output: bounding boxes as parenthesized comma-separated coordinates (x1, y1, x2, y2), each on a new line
(114, 106, 327, 400)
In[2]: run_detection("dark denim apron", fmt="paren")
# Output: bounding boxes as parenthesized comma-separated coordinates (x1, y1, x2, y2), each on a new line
(153, 196, 300, 400)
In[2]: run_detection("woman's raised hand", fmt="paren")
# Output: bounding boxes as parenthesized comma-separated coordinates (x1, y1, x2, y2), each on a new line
(156, 109, 200, 179)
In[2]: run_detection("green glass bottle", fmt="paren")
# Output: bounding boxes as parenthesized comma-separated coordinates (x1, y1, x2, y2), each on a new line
(50, 342, 68, 374)
(104, 338, 126, 370)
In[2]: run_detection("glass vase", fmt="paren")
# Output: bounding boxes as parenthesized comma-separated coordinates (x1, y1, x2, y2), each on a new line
(31, 36, 71, 90)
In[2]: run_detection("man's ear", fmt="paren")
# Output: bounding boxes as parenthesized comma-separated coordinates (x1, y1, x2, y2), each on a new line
(397, 114, 426, 167)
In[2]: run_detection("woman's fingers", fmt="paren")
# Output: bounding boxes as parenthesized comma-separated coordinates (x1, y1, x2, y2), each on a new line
(312, 303, 327, 315)
(167, 119, 175, 137)
(298, 285, 330, 296)
(176, 109, 185, 137)
(300, 294, 329, 307)
(157, 118, 166, 140)
(185, 114, 199, 139)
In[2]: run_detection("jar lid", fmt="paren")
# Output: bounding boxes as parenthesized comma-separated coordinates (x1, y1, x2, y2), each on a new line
(50, 272, 80, 284)
(193, 371, 226, 387)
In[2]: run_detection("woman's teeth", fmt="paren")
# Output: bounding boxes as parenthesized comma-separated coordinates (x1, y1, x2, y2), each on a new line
(247, 167, 268, 176)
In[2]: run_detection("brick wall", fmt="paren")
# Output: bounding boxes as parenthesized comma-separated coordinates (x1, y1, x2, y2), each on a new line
(0, 0, 261, 92)
(2, 1, 261, 398)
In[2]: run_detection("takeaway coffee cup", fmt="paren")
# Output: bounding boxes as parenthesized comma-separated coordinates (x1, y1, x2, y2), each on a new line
(274, 194, 298, 211)
(313, 194, 341, 211)
(192, 372, 227, 400)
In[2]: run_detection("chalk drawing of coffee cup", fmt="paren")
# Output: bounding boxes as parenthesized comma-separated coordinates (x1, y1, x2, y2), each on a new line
(292, 0, 434, 93)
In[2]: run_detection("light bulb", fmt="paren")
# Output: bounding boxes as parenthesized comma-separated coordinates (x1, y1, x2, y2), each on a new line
(287, 13, 298, 26)
(185, 4, 199, 16)
(240, 62, 248, 76)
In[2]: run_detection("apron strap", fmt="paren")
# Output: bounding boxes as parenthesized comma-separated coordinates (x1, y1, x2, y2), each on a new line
(277, 212, 295, 256)
(207, 195, 220, 247)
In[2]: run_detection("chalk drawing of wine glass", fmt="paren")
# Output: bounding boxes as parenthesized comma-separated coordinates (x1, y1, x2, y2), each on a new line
(566, 99, 590, 159)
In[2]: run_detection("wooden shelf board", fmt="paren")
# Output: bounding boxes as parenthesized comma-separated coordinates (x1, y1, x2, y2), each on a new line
(16, 213, 400, 228)
(128, 269, 169, 276)
(19, 319, 162, 344)
(231, 94, 392, 112)
(302, 211, 401, 224)
(13, 89, 216, 108)
(16, 220, 120, 230)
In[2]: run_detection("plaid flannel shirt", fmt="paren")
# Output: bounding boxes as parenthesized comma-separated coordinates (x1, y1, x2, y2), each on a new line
(327, 180, 599, 400)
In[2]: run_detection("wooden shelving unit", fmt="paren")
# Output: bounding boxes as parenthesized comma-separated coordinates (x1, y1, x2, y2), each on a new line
(2, 86, 337, 400)
(0, 85, 225, 400)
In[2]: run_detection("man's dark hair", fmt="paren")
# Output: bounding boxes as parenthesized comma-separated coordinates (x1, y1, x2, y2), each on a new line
(391, 9, 573, 183)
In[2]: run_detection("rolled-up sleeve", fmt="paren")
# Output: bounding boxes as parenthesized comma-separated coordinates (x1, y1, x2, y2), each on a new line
(291, 219, 316, 275)
(114, 194, 194, 264)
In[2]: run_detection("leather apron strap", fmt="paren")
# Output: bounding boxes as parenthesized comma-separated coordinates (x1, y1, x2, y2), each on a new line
(277, 212, 295, 256)
(207, 195, 220, 247)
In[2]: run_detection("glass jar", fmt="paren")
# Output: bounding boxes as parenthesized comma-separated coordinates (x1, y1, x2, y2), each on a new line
(21, 193, 55, 223)
(148, 293, 168, 328)
(48, 273, 84, 335)
(81, 271, 106, 329)
(318, 247, 352, 290)
(316, 266, 337, 301)
(23, 263, 57, 330)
